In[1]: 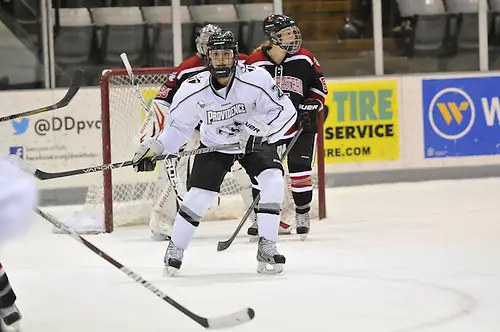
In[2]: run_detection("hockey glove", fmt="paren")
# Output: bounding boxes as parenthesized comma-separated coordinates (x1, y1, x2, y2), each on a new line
(297, 99, 322, 133)
(239, 118, 271, 154)
(132, 138, 165, 172)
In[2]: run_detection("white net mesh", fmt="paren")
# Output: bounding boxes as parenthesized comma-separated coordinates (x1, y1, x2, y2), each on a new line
(64, 68, 323, 233)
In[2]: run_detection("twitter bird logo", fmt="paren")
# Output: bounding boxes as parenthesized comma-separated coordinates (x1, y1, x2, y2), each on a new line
(11, 118, 29, 135)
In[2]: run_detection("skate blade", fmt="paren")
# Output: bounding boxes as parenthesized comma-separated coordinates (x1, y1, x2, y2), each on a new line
(299, 234, 308, 241)
(11, 321, 22, 332)
(257, 262, 284, 274)
(163, 265, 179, 277)
(2, 321, 23, 332)
(151, 233, 170, 241)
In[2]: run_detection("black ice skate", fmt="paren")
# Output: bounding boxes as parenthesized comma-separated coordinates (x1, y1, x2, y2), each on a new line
(247, 214, 258, 242)
(295, 212, 310, 241)
(0, 304, 22, 331)
(256, 237, 285, 274)
(164, 240, 184, 276)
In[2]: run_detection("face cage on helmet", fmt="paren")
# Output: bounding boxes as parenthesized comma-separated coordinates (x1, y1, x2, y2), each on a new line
(207, 49, 237, 79)
(273, 25, 302, 54)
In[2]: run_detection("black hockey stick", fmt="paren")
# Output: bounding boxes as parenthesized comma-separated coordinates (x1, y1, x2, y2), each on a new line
(27, 143, 239, 180)
(35, 207, 255, 329)
(217, 127, 304, 252)
(0, 70, 84, 122)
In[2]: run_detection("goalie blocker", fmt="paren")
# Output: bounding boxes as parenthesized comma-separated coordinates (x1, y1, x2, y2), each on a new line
(133, 30, 297, 274)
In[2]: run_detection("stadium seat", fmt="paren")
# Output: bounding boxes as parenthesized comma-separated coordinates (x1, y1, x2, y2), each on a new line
(54, 8, 94, 65)
(90, 6, 146, 65)
(53, 8, 94, 86)
(189, 5, 241, 42)
(445, 0, 479, 13)
(141, 6, 195, 66)
(395, 0, 449, 71)
(397, 0, 446, 16)
(235, 3, 273, 52)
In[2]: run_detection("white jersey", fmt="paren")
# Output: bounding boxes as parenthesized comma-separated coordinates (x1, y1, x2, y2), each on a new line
(156, 64, 297, 155)
(0, 157, 38, 245)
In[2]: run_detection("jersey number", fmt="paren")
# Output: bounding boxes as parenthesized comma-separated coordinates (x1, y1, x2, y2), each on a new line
(271, 84, 286, 100)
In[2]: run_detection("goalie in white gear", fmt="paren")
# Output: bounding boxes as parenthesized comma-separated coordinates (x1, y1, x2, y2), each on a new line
(0, 157, 38, 331)
(132, 31, 296, 275)
(147, 23, 253, 241)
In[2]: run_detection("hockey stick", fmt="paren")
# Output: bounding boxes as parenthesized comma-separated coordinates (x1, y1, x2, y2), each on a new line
(34, 207, 255, 329)
(120, 53, 157, 140)
(121, 52, 184, 210)
(0, 70, 83, 122)
(217, 127, 304, 252)
(24, 143, 239, 180)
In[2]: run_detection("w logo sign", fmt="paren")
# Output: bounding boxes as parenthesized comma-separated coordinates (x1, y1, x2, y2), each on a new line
(436, 101, 469, 125)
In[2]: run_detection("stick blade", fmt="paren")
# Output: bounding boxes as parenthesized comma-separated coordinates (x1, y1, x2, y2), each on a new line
(217, 240, 231, 252)
(205, 308, 255, 329)
(59, 69, 83, 106)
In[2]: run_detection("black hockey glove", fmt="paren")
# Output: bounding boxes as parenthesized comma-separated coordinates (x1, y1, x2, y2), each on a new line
(239, 119, 271, 154)
(297, 99, 322, 133)
(132, 139, 164, 172)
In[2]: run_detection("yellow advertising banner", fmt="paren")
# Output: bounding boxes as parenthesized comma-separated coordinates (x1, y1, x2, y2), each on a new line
(140, 89, 159, 122)
(323, 80, 399, 163)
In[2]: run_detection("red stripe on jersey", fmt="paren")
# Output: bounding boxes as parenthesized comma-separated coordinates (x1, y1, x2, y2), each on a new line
(165, 55, 205, 88)
(308, 91, 326, 105)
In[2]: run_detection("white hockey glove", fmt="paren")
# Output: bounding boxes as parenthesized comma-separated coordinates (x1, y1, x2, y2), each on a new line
(132, 138, 165, 172)
(239, 118, 271, 154)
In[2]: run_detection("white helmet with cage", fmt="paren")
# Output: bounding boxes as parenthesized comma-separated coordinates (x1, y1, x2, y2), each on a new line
(195, 24, 222, 57)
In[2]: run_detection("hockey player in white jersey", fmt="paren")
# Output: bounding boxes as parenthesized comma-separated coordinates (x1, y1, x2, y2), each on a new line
(148, 23, 252, 241)
(0, 156, 38, 331)
(132, 31, 297, 275)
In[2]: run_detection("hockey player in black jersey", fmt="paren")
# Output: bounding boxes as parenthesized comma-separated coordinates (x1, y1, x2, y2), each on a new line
(245, 14, 328, 241)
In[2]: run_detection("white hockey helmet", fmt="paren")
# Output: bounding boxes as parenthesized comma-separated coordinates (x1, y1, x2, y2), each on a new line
(196, 24, 222, 57)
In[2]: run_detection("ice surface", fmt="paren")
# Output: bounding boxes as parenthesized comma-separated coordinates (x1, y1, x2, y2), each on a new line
(1, 178, 500, 332)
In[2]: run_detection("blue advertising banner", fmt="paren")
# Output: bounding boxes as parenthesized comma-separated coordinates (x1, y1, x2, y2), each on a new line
(422, 76, 500, 158)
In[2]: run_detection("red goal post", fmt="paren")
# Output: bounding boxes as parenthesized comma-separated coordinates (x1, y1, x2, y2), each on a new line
(96, 66, 326, 233)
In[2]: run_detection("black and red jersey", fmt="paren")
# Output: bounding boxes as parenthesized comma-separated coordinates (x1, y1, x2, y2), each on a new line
(244, 48, 328, 136)
(154, 53, 248, 107)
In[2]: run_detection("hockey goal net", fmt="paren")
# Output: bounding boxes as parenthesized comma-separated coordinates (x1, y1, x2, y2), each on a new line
(72, 67, 326, 233)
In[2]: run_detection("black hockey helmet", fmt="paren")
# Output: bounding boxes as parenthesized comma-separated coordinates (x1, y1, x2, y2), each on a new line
(206, 30, 239, 79)
(263, 14, 302, 54)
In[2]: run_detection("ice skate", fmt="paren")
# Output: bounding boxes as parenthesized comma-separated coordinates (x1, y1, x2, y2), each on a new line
(295, 212, 310, 241)
(256, 237, 285, 274)
(150, 231, 170, 242)
(163, 240, 184, 276)
(0, 304, 22, 332)
(247, 214, 258, 242)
